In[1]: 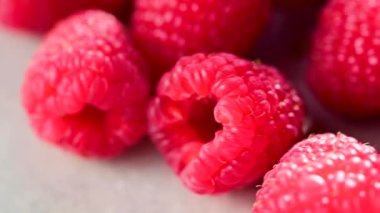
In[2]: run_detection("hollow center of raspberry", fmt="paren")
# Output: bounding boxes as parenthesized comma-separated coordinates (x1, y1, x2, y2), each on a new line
(188, 97, 222, 142)
(63, 105, 106, 129)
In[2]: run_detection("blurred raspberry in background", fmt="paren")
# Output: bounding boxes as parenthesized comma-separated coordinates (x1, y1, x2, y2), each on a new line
(0, 0, 132, 32)
(131, 0, 270, 86)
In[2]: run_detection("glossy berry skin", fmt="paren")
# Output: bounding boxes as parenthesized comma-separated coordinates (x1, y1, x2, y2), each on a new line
(132, 0, 270, 84)
(21, 10, 150, 157)
(253, 133, 380, 213)
(0, 0, 131, 32)
(148, 53, 305, 194)
(308, 0, 380, 117)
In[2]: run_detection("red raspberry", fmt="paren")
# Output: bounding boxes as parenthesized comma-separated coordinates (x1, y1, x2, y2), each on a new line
(21, 10, 150, 157)
(253, 133, 380, 212)
(131, 0, 270, 85)
(308, 0, 380, 117)
(148, 53, 305, 194)
(0, 0, 131, 32)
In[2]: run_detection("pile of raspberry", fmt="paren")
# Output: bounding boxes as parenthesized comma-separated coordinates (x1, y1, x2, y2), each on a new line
(2, 0, 380, 212)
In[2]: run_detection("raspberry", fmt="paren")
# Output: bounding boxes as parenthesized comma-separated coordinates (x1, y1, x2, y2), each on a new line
(0, 0, 131, 32)
(21, 10, 150, 157)
(131, 0, 270, 85)
(308, 0, 380, 117)
(148, 53, 305, 194)
(253, 133, 380, 212)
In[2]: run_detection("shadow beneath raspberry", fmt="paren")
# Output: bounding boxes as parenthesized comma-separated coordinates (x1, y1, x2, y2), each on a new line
(250, 6, 323, 71)
(100, 138, 164, 167)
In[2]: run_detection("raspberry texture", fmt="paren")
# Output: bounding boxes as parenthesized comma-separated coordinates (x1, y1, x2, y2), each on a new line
(21, 10, 150, 157)
(253, 133, 380, 212)
(0, 0, 131, 32)
(148, 53, 305, 194)
(131, 0, 270, 84)
(308, 0, 380, 117)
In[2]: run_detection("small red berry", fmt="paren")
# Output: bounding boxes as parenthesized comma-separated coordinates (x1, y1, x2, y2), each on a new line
(21, 10, 150, 157)
(0, 0, 131, 32)
(253, 133, 380, 213)
(148, 53, 305, 194)
(308, 0, 380, 117)
(131, 0, 270, 84)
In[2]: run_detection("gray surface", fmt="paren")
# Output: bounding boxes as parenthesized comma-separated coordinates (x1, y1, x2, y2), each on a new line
(0, 28, 254, 213)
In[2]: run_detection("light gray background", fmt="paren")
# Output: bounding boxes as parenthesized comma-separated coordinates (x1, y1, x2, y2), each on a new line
(0, 28, 255, 213)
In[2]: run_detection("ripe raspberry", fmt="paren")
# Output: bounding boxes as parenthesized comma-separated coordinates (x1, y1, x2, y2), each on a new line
(308, 0, 380, 117)
(21, 10, 150, 157)
(131, 0, 270, 84)
(148, 53, 305, 194)
(253, 133, 380, 212)
(0, 0, 131, 32)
